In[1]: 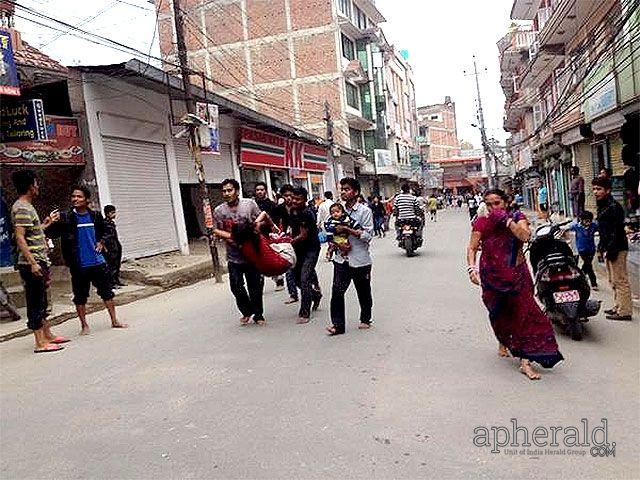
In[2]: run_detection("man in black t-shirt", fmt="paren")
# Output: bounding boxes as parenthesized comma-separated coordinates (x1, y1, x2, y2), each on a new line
(289, 187, 322, 323)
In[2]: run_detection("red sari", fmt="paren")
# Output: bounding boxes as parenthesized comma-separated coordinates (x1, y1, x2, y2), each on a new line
(473, 211, 563, 368)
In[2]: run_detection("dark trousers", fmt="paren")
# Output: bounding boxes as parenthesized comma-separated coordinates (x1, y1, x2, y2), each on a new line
(571, 193, 585, 218)
(228, 262, 264, 319)
(579, 252, 597, 287)
(106, 247, 122, 285)
(70, 264, 114, 305)
(293, 248, 321, 318)
(286, 269, 298, 299)
(18, 262, 49, 331)
(330, 262, 372, 333)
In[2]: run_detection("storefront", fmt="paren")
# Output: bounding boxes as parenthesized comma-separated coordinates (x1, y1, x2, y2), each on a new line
(239, 127, 328, 200)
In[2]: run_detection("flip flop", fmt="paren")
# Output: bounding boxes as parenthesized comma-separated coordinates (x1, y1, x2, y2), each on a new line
(50, 336, 71, 344)
(34, 344, 64, 354)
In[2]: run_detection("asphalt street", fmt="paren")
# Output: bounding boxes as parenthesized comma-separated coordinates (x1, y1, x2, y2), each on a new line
(1, 208, 638, 479)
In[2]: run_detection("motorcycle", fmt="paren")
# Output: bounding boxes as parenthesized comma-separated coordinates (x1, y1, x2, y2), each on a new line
(528, 220, 600, 340)
(396, 218, 423, 257)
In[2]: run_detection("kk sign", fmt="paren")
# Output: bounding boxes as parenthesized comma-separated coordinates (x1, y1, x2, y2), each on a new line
(0, 99, 47, 143)
(0, 30, 20, 96)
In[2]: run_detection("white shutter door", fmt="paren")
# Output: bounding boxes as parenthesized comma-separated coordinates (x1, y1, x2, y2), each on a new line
(102, 137, 179, 259)
(173, 138, 234, 184)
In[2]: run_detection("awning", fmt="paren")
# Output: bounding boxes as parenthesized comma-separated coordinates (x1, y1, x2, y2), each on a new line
(592, 111, 626, 135)
(560, 125, 588, 146)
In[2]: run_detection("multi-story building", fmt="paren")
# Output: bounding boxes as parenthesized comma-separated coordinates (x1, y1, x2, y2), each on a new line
(500, 0, 639, 215)
(417, 97, 461, 163)
(157, 0, 414, 196)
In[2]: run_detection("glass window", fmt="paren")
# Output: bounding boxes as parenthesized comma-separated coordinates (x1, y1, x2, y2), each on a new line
(240, 167, 266, 198)
(269, 169, 289, 197)
(341, 33, 355, 60)
(354, 5, 367, 29)
(349, 128, 364, 152)
(338, 0, 351, 18)
(346, 82, 359, 109)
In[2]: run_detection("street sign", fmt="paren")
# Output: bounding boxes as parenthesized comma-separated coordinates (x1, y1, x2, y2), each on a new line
(0, 30, 20, 96)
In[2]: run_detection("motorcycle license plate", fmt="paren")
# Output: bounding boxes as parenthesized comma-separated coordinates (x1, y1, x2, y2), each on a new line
(553, 290, 579, 303)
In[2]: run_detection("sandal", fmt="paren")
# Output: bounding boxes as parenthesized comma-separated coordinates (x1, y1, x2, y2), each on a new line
(34, 344, 64, 354)
(284, 298, 298, 304)
(358, 323, 371, 330)
(49, 336, 71, 344)
(326, 326, 344, 336)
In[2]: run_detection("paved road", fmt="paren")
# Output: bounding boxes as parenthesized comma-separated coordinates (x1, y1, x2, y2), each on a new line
(1, 209, 638, 479)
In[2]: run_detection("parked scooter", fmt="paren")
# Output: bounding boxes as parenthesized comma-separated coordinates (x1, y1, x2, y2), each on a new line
(528, 220, 600, 340)
(396, 218, 423, 257)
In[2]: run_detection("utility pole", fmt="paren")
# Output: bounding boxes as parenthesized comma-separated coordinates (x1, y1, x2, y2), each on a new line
(324, 100, 339, 193)
(467, 55, 499, 189)
(173, 0, 223, 283)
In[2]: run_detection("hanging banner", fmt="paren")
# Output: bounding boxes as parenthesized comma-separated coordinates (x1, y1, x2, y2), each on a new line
(196, 102, 220, 155)
(0, 30, 20, 96)
(0, 116, 84, 165)
(0, 99, 47, 143)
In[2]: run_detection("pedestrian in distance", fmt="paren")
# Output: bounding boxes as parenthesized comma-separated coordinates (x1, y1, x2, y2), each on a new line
(213, 179, 266, 325)
(537, 179, 549, 221)
(316, 191, 334, 233)
(466, 188, 564, 380)
(569, 166, 585, 218)
(564, 211, 599, 290)
(370, 196, 386, 237)
(467, 194, 479, 221)
(327, 178, 374, 336)
(427, 194, 438, 222)
(592, 177, 633, 321)
(46, 186, 127, 335)
(254, 181, 284, 292)
(10, 170, 69, 353)
(102, 204, 125, 289)
(289, 187, 323, 323)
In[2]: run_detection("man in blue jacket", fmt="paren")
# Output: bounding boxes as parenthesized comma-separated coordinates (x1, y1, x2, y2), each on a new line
(47, 187, 128, 334)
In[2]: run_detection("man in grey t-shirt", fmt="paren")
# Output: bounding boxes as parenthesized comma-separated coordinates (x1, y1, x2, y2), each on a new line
(213, 179, 265, 325)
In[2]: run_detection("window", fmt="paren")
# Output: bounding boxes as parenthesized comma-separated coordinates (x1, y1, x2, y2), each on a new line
(346, 82, 359, 109)
(338, 0, 351, 18)
(341, 33, 355, 61)
(354, 5, 367, 29)
(349, 128, 364, 152)
(533, 102, 542, 129)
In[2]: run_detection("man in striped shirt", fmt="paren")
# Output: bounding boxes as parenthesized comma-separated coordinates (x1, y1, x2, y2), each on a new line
(393, 184, 424, 240)
(11, 169, 68, 353)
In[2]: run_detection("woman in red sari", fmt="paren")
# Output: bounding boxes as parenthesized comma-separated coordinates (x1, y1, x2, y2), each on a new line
(466, 189, 563, 380)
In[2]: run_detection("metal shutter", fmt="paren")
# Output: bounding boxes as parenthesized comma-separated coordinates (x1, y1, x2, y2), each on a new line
(174, 138, 234, 184)
(102, 137, 179, 259)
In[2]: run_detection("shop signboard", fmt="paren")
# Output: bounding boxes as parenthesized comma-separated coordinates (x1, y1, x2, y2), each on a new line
(1, 99, 47, 143)
(0, 116, 85, 165)
(195, 102, 220, 154)
(0, 30, 20, 96)
(374, 149, 397, 175)
(584, 73, 617, 122)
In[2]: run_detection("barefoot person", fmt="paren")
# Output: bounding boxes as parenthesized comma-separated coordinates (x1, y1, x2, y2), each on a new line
(466, 188, 563, 380)
(11, 170, 69, 353)
(46, 187, 127, 335)
(327, 178, 374, 336)
(213, 179, 266, 325)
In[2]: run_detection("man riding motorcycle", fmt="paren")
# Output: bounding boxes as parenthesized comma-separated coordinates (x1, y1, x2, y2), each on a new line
(393, 184, 424, 242)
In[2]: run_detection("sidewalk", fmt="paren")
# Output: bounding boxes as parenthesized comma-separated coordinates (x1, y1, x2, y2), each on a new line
(0, 239, 226, 342)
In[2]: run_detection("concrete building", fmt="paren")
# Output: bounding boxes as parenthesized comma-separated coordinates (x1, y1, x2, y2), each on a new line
(157, 0, 390, 187)
(417, 97, 461, 163)
(500, 0, 639, 216)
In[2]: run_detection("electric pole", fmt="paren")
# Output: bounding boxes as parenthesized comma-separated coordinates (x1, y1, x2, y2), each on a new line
(324, 100, 339, 193)
(467, 55, 499, 189)
(173, 0, 223, 283)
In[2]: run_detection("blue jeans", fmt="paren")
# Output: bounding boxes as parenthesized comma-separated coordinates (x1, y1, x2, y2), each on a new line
(286, 269, 297, 299)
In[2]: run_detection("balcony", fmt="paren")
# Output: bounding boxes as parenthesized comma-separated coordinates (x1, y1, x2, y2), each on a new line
(343, 59, 369, 85)
(539, 0, 601, 48)
(510, 0, 538, 20)
(519, 47, 564, 90)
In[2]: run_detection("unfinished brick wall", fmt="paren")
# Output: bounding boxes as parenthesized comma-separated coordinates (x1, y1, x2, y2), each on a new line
(293, 31, 337, 77)
(246, 0, 288, 39)
(289, 0, 334, 30)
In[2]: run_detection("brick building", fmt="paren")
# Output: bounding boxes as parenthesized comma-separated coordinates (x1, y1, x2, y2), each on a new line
(417, 97, 461, 162)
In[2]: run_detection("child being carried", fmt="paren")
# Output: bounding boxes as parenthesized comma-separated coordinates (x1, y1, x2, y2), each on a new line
(324, 203, 361, 259)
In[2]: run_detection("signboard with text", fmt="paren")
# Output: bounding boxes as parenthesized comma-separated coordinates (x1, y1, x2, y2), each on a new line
(1, 99, 47, 143)
(0, 116, 85, 165)
(0, 29, 20, 96)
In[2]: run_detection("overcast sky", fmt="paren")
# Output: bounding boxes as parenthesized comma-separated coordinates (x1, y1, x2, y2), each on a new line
(16, 0, 513, 148)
